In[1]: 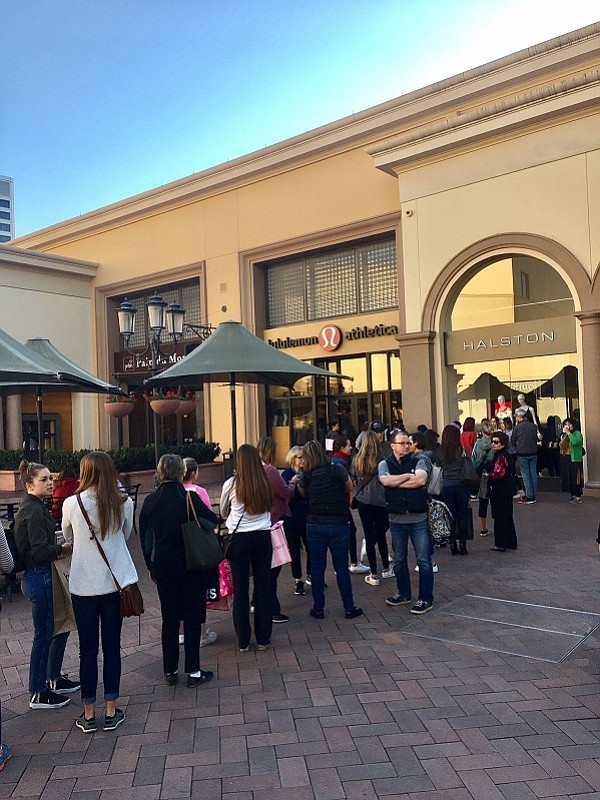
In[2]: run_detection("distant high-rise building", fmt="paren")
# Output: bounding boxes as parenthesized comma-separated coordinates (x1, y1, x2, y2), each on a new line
(0, 176, 14, 242)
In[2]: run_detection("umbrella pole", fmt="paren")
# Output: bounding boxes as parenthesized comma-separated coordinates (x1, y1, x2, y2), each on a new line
(36, 388, 44, 465)
(230, 373, 237, 453)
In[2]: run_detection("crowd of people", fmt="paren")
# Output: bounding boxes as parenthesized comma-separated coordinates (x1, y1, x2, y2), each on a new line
(0, 407, 587, 760)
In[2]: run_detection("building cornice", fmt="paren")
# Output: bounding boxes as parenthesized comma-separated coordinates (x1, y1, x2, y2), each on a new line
(0, 243, 98, 278)
(12, 23, 600, 250)
(368, 69, 600, 171)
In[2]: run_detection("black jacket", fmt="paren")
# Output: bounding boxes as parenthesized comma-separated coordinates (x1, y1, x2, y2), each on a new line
(14, 493, 62, 568)
(139, 481, 218, 577)
(383, 455, 429, 515)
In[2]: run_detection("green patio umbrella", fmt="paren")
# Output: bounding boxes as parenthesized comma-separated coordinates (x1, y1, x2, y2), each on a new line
(0, 334, 122, 463)
(145, 320, 352, 451)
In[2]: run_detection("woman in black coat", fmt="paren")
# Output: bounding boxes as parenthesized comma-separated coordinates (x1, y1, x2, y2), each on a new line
(139, 454, 218, 688)
(485, 431, 518, 552)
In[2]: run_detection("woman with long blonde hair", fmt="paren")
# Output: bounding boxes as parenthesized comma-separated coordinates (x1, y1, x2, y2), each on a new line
(352, 431, 392, 586)
(62, 451, 136, 733)
(220, 444, 273, 651)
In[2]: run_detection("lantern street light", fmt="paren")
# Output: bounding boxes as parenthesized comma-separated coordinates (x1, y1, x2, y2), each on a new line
(116, 292, 185, 466)
(116, 292, 214, 464)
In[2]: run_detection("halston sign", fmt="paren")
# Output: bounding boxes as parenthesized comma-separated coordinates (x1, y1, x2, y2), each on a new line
(444, 316, 576, 365)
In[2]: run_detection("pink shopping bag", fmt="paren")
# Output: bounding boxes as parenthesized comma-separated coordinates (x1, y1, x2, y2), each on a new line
(271, 520, 292, 569)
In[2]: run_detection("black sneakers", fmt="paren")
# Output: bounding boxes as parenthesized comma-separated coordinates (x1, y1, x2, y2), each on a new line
(410, 600, 433, 615)
(385, 593, 412, 607)
(30, 688, 70, 709)
(344, 607, 363, 619)
(187, 670, 214, 688)
(48, 676, 80, 694)
(294, 580, 305, 596)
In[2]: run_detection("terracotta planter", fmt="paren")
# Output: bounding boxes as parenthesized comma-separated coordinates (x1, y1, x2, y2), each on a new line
(176, 399, 197, 415)
(0, 471, 20, 492)
(149, 398, 180, 415)
(104, 401, 134, 418)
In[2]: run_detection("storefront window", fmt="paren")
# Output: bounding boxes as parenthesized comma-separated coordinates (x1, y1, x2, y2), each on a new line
(267, 350, 402, 460)
(445, 255, 578, 439)
(340, 358, 367, 393)
(371, 353, 389, 392)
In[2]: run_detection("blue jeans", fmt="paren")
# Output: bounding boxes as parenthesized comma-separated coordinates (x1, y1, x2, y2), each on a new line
(21, 566, 70, 695)
(71, 592, 122, 704)
(390, 518, 434, 604)
(307, 523, 355, 612)
(518, 455, 538, 500)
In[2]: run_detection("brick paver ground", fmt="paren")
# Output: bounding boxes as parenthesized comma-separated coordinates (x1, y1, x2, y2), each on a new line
(1, 490, 599, 799)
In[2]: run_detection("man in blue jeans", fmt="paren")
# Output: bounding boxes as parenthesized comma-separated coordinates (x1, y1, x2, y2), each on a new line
(378, 430, 434, 615)
(512, 408, 539, 504)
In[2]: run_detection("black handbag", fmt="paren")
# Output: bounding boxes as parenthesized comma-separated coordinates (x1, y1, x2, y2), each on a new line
(460, 457, 480, 494)
(181, 491, 225, 571)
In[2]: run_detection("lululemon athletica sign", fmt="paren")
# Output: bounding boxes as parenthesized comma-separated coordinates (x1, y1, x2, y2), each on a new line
(319, 324, 343, 351)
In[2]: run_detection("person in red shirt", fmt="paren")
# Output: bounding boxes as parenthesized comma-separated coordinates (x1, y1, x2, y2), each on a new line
(51, 470, 79, 522)
(460, 418, 477, 459)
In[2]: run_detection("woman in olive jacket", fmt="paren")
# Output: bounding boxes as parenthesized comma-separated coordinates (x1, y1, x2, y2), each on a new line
(14, 460, 78, 710)
(139, 454, 218, 688)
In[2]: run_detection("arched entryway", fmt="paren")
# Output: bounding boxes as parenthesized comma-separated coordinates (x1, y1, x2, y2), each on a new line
(411, 233, 600, 487)
(442, 254, 579, 481)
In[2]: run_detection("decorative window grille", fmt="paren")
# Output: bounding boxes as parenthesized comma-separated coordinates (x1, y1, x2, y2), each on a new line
(265, 236, 396, 326)
(115, 280, 202, 349)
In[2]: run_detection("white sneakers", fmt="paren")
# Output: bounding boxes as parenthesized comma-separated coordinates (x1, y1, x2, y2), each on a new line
(349, 563, 370, 574)
(381, 567, 395, 579)
(365, 574, 380, 586)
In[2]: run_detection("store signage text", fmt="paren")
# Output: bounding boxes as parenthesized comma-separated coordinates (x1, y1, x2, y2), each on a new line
(268, 323, 399, 351)
(462, 331, 556, 351)
(445, 316, 576, 365)
(114, 349, 185, 375)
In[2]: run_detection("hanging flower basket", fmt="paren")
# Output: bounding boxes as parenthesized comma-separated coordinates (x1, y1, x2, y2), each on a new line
(105, 401, 134, 418)
(145, 389, 181, 415)
(149, 398, 181, 416)
(104, 394, 136, 418)
(176, 399, 197, 416)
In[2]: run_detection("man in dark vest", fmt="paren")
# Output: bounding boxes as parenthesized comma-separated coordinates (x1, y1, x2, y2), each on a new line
(378, 429, 434, 614)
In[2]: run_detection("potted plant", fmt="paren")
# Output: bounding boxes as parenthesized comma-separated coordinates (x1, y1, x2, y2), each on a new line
(144, 388, 180, 416)
(104, 393, 137, 418)
(176, 388, 197, 416)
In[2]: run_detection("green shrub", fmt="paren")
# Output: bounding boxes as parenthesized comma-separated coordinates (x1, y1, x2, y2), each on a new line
(0, 442, 221, 474)
(45, 449, 92, 473)
(0, 450, 25, 470)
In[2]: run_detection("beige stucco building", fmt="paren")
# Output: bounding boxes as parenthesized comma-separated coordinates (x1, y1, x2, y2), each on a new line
(5, 22, 600, 483)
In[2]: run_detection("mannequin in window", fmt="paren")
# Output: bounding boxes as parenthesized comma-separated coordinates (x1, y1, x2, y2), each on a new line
(495, 395, 512, 419)
(516, 393, 539, 428)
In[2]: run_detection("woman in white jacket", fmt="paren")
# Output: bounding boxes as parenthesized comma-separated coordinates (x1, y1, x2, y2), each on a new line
(62, 452, 136, 735)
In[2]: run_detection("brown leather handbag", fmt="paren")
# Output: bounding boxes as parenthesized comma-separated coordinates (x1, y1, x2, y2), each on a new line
(76, 495, 144, 618)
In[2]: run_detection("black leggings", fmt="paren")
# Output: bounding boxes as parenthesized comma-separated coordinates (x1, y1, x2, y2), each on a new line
(356, 502, 389, 575)
(568, 460, 583, 498)
(283, 515, 310, 580)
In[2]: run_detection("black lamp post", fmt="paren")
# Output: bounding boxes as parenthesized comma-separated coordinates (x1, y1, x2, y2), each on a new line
(116, 292, 185, 465)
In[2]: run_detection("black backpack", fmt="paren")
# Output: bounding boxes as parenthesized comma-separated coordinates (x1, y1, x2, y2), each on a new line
(5, 520, 25, 574)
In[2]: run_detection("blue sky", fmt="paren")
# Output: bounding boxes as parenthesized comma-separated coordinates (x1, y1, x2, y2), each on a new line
(3, 1, 598, 237)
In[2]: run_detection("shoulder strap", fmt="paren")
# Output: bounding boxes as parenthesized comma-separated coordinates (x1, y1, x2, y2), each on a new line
(76, 494, 122, 593)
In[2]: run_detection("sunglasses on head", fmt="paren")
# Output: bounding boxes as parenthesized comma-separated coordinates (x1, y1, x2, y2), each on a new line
(492, 438, 501, 444)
